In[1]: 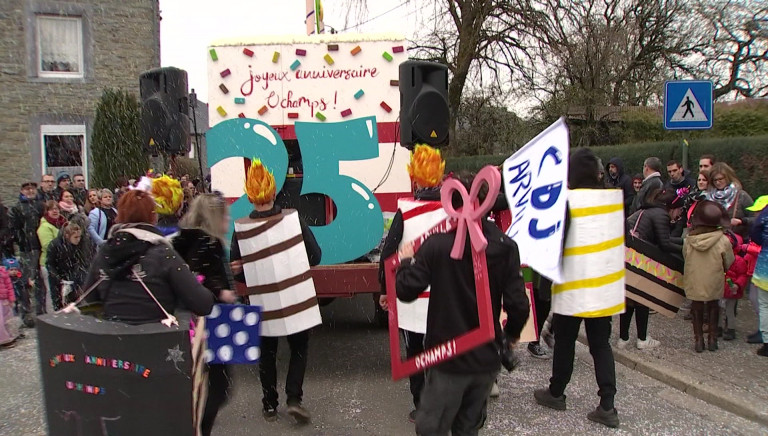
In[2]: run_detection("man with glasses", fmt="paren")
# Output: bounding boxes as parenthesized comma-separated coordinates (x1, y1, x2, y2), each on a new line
(71, 173, 87, 207)
(37, 174, 57, 203)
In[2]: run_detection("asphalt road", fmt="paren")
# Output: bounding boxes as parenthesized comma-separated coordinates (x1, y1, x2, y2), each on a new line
(2, 295, 767, 435)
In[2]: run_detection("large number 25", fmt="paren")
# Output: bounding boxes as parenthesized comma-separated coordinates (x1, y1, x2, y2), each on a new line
(207, 117, 384, 265)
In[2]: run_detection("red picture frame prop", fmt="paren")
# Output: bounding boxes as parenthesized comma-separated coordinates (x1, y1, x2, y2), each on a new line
(385, 166, 501, 380)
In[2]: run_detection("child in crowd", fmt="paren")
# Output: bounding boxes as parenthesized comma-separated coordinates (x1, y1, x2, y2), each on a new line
(2, 258, 23, 316)
(683, 200, 734, 353)
(721, 232, 753, 341)
(0, 263, 20, 348)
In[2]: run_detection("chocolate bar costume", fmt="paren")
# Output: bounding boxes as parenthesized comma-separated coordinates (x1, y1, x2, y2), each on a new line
(230, 205, 321, 411)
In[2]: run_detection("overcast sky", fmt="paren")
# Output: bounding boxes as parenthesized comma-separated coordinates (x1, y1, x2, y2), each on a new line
(159, 0, 425, 103)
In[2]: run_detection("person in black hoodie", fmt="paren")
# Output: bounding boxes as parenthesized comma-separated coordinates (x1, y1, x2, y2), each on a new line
(605, 157, 635, 216)
(82, 189, 214, 325)
(172, 193, 238, 436)
(395, 172, 529, 436)
(10, 181, 43, 325)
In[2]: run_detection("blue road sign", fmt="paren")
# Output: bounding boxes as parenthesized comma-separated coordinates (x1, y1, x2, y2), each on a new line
(664, 81, 713, 130)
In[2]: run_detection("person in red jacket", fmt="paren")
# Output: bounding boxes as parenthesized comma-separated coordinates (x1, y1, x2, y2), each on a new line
(0, 265, 20, 348)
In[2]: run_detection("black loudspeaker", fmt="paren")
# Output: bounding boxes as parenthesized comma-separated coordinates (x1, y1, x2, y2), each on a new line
(399, 60, 450, 149)
(276, 178, 326, 226)
(140, 67, 190, 155)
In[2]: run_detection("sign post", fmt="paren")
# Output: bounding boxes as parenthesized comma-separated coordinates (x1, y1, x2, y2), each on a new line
(664, 80, 713, 174)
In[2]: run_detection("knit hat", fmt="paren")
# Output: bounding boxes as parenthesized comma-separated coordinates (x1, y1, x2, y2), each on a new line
(690, 200, 730, 228)
(746, 195, 768, 212)
(57, 174, 70, 184)
(2, 257, 20, 271)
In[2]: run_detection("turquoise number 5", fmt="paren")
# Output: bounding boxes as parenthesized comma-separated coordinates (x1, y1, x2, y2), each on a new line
(295, 116, 384, 265)
(207, 118, 289, 240)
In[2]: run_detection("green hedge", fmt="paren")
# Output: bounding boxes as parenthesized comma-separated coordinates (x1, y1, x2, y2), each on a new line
(446, 135, 768, 197)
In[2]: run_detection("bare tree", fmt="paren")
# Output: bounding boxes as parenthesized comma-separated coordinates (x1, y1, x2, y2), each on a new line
(684, 0, 768, 99)
(408, 0, 537, 147)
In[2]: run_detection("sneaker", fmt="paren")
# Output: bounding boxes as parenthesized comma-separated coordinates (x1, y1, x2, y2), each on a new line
(489, 381, 500, 398)
(587, 406, 619, 428)
(757, 345, 768, 357)
(616, 338, 630, 350)
(262, 407, 278, 422)
(649, 309, 658, 315)
(22, 314, 35, 328)
(637, 337, 660, 350)
(527, 342, 550, 359)
(286, 403, 311, 424)
(408, 410, 417, 423)
(747, 331, 763, 344)
(534, 388, 566, 411)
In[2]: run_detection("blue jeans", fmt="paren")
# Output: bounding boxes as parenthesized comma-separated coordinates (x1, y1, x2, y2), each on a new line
(758, 288, 768, 344)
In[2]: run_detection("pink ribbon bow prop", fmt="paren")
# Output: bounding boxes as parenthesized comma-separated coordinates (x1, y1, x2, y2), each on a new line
(440, 166, 502, 259)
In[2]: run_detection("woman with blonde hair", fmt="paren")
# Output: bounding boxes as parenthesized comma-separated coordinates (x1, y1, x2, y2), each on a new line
(172, 193, 237, 436)
(87, 189, 117, 245)
(706, 162, 754, 238)
(83, 188, 100, 215)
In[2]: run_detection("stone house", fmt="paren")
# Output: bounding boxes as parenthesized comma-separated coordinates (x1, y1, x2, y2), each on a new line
(0, 0, 160, 202)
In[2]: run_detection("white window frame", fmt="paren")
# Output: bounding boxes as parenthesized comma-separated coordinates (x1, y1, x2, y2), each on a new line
(40, 124, 88, 184)
(36, 15, 84, 79)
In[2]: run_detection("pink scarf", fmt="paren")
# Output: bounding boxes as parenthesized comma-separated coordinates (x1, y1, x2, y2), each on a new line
(58, 201, 78, 215)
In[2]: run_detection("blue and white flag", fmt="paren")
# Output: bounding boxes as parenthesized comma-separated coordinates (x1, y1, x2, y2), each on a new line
(205, 304, 261, 364)
(503, 118, 570, 284)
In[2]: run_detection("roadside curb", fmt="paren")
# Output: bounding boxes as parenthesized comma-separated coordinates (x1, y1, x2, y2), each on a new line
(611, 343, 768, 427)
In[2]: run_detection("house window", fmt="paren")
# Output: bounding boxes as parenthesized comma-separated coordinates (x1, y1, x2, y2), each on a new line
(37, 16, 83, 78)
(41, 125, 87, 182)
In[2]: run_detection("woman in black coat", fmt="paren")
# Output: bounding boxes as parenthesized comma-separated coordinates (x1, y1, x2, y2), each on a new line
(172, 193, 237, 436)
(82, 190, 214, 325)
(620, 188, 682, 351)
(46, 222, 92, 310)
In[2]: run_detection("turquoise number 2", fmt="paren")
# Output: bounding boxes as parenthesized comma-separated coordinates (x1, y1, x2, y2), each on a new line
(207, 119, 289, 241)
(295, 116, 383, 265)
(207, 116, 383, 265)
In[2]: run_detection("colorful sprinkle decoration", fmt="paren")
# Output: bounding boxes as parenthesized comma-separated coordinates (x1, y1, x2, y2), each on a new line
(354, 89, 364, 100)
(390, 80, 399, 86)
(288, 112, 299, 119)
(234, 97, 245, 104)
(380, 101, 392, 113)
(315, 112, 327, 121)
(238, 113, 245, 118)
(382, 51, 393, 62)
(220, 69, 231, 78)
(350, 46, 362, 56)
(296, 48, 307, 56)
(243, 48, 254, 57)
(209, 49, 218, 61)
(327, 44, 339, 51)
(341, 109, 352, 117)
(324, 54, 335, 65)
(217, 106, 227, 116)
(258, 106, 268, 115)
(272, 52, 280, 63)
(219, 84, 229, 94)
(290, 60, 301, 71)
(392, 46, 405, 53)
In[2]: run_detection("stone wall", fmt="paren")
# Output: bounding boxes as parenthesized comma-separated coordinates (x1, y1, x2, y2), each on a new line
(0, 0, 159, 203)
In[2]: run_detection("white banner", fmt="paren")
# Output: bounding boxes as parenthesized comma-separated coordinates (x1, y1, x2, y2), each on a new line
(503, 117, 570, 284)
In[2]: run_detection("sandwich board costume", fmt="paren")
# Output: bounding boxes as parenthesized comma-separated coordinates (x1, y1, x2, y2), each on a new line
(235, 209, 321, 337)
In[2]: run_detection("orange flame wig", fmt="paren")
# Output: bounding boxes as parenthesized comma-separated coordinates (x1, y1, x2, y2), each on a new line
(151, 175, 183, 215)
(407, 144, 445, 188)
(245, 159, 276, 205)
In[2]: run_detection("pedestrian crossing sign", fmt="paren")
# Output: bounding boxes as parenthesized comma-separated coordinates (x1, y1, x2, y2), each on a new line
(664, 81, 713, 130)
